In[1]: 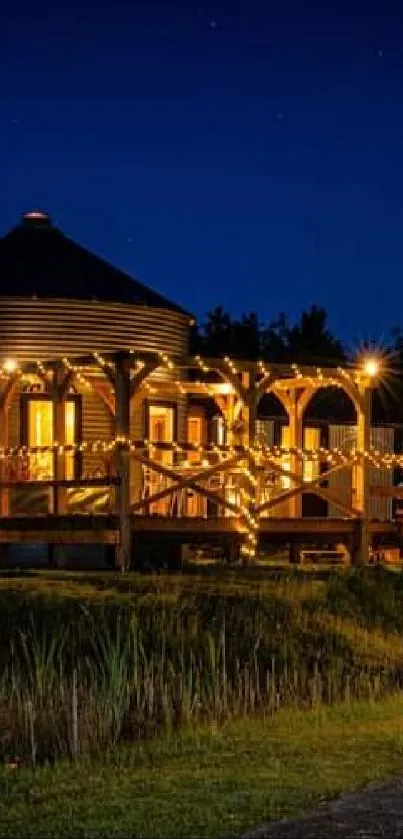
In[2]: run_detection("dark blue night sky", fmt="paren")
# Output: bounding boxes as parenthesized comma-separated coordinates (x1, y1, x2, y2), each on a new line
(2, 0, 403, 346)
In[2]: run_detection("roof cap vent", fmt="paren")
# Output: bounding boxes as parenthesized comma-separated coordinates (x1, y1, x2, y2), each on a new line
(21, 210, 52, 228)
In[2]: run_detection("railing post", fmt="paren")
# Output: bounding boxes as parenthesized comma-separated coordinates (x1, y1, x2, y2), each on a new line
(115, 353, 131, 572)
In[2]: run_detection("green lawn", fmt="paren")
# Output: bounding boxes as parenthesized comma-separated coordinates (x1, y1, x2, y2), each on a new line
(2, 566, 403, 836)
(2, 696, 403, 838)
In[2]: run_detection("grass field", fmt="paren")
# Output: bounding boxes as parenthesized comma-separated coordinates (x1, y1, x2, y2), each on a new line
(2, 697, 403, 837)
(2, 565, 403, 836)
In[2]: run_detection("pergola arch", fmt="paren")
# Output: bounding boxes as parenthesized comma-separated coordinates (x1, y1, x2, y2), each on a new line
(296, 381, 363, 423)
(254, 370, 364, 429)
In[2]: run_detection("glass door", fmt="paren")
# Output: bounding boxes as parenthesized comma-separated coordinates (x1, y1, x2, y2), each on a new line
(147, 404, 175, 514)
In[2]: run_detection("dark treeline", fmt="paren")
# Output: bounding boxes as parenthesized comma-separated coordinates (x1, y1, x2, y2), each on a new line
(192, 304, 352, 363)
(190, 304, 403, 424)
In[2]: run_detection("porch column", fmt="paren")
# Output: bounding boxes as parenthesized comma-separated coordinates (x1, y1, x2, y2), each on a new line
(240, 369, 259, 561)
(0, 390, 10, 517)
(353, 385, 371, 565)
(288, 390, 303, 518)
(115, 353, 131, 571)
(225, 392, 236, 447)
(53, 388, 67, 515)
(0, 376, 18, 518)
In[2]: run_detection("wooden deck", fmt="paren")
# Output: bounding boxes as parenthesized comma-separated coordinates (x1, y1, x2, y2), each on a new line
(0, 351, 399, 566)
(0, 514, 397, 551)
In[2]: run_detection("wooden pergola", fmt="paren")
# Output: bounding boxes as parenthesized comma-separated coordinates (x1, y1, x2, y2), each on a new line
(0, 350, 397, 569)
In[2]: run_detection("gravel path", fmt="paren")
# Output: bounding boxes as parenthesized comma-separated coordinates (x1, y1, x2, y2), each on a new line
(241, 776, 403, 838)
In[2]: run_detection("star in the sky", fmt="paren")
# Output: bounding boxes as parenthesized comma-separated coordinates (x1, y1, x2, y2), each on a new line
(378, 49, 383, 58)
(209, 20, 218, 29)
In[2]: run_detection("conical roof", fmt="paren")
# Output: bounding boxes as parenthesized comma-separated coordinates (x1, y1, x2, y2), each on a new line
(0, 211, 191, 317)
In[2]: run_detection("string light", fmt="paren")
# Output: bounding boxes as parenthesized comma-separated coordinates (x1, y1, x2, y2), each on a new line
(0, 352, 399, 559)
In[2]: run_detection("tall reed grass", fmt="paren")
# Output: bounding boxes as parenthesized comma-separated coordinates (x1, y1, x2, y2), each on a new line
(2, 567, 403, 765)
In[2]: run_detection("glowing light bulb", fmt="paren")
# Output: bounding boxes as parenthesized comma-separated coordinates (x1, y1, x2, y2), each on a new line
(3, 358, 17, 374)
(363, 357, 380, 378)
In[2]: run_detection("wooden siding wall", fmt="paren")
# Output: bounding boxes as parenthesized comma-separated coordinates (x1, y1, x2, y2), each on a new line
(7, 381, 21, 448)
(79, 386, 114, 476)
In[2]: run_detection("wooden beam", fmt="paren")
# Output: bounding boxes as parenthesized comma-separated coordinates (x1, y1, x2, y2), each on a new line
(131, 453, 243, 517)
(256, 459, 359, 516)
(0, 375, 19, 516)
(57, 370, 75, 400)
(353, 385, 372, 564)
(19, 354, 366, 383)
(0, 529, 118, 545)
(0, 479, 119, 488)
(370, 485, 403, 497)
(91, 380, 115, 416)
(130, 361, 161, 399)
(261, 482, 360, 518)
(115, 355, 131, 571)
(53, 397, 66, 514)
(288, 390, 304, 518)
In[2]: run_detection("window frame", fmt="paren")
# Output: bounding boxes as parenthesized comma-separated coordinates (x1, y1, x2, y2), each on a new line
(20, 393, 82, 479)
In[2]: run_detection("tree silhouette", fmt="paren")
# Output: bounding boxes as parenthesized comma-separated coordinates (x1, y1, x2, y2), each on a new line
(284, 305, 345, 364)
(191, 304, 345, 364)
(231, 312, 262, 360)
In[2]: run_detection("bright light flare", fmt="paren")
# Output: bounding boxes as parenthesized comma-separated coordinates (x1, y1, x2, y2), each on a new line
(363, 356, 380, 378)
(3, 358, 17, 374)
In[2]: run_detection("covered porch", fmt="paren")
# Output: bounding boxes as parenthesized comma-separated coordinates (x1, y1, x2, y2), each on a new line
(0, 351, 398, 568)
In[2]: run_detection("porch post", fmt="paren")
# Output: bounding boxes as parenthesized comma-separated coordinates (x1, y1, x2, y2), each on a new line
(0, 388, 10, 517)
(0, 376, 19, 518)
(353, 384, 371, 565)
(240, 369, 259, 562)
(115, 353, 131, 571)
(53, 382, 67, 515)
(288, 390, 303, 518)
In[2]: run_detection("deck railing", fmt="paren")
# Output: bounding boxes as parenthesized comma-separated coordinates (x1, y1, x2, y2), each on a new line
(0, 441, 399, 533)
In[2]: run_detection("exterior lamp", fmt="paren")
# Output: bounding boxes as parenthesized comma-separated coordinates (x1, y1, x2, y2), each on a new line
(363, 357, 380, 378)
(3, 358, 17, 374)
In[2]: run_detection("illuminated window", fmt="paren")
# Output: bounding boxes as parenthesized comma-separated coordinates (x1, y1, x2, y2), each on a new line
(25, 398, 79, 480)
(148, 404, 174, 464)
(187, 415, 203, 463)
(147, 404, 175, 515)
(28, 400, 53, 480)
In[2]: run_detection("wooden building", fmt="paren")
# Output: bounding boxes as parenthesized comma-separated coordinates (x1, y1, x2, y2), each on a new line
(0, 210, 400, 568)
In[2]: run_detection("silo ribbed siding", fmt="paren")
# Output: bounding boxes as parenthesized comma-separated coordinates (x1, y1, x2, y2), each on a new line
(0, 298, 189, 361)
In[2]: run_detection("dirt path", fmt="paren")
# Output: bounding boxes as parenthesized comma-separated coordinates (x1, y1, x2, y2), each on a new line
(241, 776, 403, 838)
